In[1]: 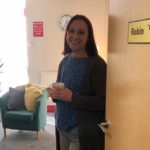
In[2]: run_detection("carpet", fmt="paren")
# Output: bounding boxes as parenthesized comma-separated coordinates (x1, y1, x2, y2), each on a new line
(0, 113, 56, 150)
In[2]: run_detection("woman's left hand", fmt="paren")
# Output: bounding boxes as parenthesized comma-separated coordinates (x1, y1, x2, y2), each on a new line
(52, 87, 73, 102)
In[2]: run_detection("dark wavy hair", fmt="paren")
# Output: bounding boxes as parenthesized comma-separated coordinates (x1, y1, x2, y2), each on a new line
(63, 15, 98, 57)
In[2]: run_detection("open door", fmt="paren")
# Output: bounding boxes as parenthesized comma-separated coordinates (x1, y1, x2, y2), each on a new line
(99, 0, 150, 150)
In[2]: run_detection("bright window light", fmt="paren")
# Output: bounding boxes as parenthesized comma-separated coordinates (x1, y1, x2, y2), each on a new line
(0, 0, 28, 95)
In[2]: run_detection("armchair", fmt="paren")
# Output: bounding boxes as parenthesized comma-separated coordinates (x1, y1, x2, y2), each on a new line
(0, 89, 47, 140)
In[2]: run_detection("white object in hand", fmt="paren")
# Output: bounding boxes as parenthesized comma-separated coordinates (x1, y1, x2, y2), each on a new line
(52, 82, 65, 88)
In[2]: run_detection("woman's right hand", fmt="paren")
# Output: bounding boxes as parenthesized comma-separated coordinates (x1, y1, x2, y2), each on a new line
(46, 86, 72, 102)
(46, 86, 55, 99)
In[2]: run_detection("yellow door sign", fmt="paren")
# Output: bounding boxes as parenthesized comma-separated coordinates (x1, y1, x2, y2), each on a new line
(128, 18, 150, 43)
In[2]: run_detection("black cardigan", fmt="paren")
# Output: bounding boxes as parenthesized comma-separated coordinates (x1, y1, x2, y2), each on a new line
(55, 54, 107, 150)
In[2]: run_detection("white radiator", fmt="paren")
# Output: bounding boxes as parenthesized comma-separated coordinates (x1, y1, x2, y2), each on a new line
(41, 72, 57, 88)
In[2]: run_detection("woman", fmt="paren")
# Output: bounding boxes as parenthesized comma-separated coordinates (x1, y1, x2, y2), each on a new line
(49, 14, 107, 150)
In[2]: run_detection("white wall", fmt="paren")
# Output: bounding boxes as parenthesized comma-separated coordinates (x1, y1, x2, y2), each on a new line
(26, 0, 108, 84)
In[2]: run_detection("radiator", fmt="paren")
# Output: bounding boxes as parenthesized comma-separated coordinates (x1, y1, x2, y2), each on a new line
(41, 72, 57, 88)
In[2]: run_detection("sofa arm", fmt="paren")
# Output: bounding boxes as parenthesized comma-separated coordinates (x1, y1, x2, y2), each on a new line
(0, 91, 9, 111)
(0, 91, 9, 127)
(34, 90, 47, 129)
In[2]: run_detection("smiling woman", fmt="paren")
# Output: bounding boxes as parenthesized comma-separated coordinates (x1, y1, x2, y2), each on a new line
(0, 0, 28, 95)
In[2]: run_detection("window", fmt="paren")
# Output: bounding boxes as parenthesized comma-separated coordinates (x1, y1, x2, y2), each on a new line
(0, 0, 28, 95)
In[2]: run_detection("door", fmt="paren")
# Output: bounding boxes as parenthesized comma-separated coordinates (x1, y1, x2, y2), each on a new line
(102, 0, 150, 150)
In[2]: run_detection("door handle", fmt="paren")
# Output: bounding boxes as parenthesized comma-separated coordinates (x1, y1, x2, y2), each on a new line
(98, 121, 110, 133)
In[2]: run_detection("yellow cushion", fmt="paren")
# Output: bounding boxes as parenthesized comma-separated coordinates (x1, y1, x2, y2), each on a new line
(24, 84, 42, 111)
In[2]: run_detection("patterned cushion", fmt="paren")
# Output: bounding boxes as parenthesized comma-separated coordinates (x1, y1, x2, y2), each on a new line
(7, 87, 25, 110)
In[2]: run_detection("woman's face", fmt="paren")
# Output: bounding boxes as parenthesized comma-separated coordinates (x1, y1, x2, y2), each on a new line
(66, 19, 88, 54)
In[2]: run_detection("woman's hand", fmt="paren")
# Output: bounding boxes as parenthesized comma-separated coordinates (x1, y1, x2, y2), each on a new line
(47, 86, 73, 102)
(46, 87, 54, 99)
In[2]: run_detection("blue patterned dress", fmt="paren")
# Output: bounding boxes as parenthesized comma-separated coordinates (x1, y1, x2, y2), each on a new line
(55, 53, 88, 132)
